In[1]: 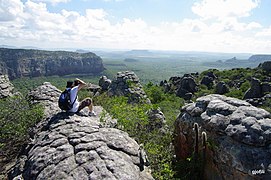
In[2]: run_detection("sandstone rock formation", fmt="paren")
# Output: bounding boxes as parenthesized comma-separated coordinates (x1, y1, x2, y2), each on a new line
(159, 80, 171, 93)
(162, 74, 198, 100)
(215, 81, 229, 95)
(28, 82, 61, 119)
(174, 94, 271, 179)
(108, 71, 150, 104)
(244, 77, 271, 100)
(244, 77, 262, 99)
(0, 74, 14, 98)
(246, 93, 271, 107)
(10, 83, 153, 180)
(200, 76, 214, 88)
(146, 109, 167, 132)
(0, 48, 105, 79)
(259, 61, 271, 72)
(99, 76, 112, 91)
(200, 71, 217, 89)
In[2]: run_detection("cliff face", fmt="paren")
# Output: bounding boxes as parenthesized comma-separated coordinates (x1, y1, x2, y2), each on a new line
(0, 48, 105, 79)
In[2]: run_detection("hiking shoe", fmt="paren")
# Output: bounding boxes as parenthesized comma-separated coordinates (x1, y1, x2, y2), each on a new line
(88, 111, 97, 116)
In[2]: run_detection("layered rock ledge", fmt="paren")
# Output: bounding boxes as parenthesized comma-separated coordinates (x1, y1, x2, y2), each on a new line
(10, 83, 153, 180)
(174, 94, 271, 179)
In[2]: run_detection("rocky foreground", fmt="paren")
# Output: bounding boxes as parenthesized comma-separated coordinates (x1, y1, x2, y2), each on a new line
(9, 82, 153, 180)
(175, 94, 271, 179)
(3, 70, 271, 179)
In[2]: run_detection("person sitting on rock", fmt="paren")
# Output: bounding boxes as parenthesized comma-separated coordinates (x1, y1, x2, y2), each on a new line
(66, 78, 96, 116)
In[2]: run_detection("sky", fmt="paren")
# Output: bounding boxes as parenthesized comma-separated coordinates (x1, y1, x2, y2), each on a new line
(1, 0, 271, 53)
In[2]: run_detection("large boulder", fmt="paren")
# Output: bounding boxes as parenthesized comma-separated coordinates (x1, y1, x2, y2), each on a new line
(200, 76, 214, 88)
(244, 78, 262, 99)
(260, 61, 271, 72)
(174, 94, 271, 179)
(10, 83, 153, 180)
(215, 81, 229, 95)
(244, 77, 271, 100)
(0, 74, 14, 98)
(108, 71, 150, 104)
(176, 76, 198, 100)
(27, 82, 61, 119)
(166, 74, 198, 100)
(99, 76, 112, 91)
(147, 109, 167, 132)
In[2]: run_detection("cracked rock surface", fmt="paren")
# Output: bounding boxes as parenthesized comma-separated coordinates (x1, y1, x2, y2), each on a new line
(174, 94, 271, 179)
(10, 83, 153, 180)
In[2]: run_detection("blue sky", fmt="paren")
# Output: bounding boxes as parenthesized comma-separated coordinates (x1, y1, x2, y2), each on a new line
(1, 0, 271, 53)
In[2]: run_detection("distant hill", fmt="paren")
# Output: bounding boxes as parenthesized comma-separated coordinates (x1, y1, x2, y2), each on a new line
(123, 50, 153, 57)
(0, 48, 105, 79)
(76, 49, 91, 53)
(124, 58, 139, 62)
(248, 55, 271, 63)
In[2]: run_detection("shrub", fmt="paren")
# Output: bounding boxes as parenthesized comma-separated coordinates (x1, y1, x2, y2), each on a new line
(94, 93, 177, 179)
(0, 95, 44, 159)
(240, 81, 250, 92)
(144, 83, 166, 104)
(225, 89, 243, 99)
(94, 84, 185, 179)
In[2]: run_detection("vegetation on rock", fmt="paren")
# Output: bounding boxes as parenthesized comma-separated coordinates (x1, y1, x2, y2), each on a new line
(94, 83, 184, 179)
(0, 95, 44, 173)
(4, 61, 271, 179)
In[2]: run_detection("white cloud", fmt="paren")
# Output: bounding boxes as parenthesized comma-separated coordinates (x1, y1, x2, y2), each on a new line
(0, 0, 270, 53)
(192, 0, 260, 20)
(256, 26, 271, 37)
(103, 0, 124, 2)
(31, 0, 70, 5)
(0, 0, 24, 21)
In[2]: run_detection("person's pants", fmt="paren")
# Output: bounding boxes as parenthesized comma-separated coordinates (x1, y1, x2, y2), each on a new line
(77, 98, 93, 112)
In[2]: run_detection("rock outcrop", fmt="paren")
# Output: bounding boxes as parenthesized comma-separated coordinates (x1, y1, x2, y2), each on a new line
(108, 71, 150, 104)
(176, 76, 197, 100)
(244, 77, 271, 100)
(200, 76, 214, 88)
(161, 74, 198, 100)
(174, 94, 271, 179)
(259, 61, 271, 72)
(10, 83, 153, 180)
(146, 109, 167, 132)
(99, 76, 112, 91)
(0, 48, 105, 79)
(0, 74, 14, 98)
(215, 81, 229, 95)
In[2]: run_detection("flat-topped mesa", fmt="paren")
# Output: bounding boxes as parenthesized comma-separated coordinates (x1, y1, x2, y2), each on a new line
(10, 82, 153, 180)
(174, 94, 271, 179)
(0, 48, 105, 79)
(108, 71, 151, 104)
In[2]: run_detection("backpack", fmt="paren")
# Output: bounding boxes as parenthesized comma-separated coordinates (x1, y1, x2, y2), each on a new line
(58, 89, 77, 111)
